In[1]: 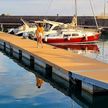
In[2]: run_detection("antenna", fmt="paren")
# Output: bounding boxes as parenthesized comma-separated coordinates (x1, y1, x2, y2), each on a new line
(46, 0, 53, 16)
(104, 0, 106, 17)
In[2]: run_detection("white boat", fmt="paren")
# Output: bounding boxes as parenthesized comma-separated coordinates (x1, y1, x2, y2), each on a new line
(43, 27, 100, 44)
(8, 18, 37, 36)
(28, 19, 65, 39)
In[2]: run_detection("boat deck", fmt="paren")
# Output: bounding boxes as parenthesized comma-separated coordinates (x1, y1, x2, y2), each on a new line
(0, 32, 108, 93)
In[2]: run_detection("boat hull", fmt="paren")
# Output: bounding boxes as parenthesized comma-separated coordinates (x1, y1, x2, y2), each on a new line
(43, 33, 100, 44)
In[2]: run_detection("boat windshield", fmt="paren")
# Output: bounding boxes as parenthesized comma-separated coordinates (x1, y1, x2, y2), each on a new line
(72, 33, 79, 36)
(44, 23, 52, 31)
(29, 23, 36, 28)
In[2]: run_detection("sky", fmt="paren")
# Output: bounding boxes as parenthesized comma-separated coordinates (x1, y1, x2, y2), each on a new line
(0, 0, 106, 16)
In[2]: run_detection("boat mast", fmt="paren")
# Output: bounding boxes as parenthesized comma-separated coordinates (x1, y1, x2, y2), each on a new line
(75, 0, 77, 28)
(89, 0, 99, 29)
(104, 0, 106, 17)
(70, 0, 77, 28)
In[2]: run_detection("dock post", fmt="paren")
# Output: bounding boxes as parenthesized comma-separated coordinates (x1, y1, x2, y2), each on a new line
(30, 55, 34, 70)
(19, 50, 22, 61)
(10, 47, 13, 56)
(82, 81, 108, 94)
(45, 64, 52, 79)
(69, 72, 76, 90)
(3, 42, 6, 51)
(69, 72, 81, 91)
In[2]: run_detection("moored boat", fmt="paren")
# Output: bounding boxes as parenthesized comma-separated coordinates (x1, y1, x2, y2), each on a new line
(8, 18, 37, 36)
(42, 0, 101, 44)
(43, 28, 100, 44)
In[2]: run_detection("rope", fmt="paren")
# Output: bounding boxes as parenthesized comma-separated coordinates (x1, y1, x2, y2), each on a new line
(89, 0, 99, 29)
(46, 0, 53, 16)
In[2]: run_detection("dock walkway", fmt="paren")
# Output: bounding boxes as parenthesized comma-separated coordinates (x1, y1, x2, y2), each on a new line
(0, 32, 108, 94)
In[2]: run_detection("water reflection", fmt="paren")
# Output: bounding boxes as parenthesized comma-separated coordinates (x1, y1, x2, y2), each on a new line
(68, 88, 108, 108)
(36, 75, 44, 88)
(0, 52, 79, 108)
(96, 41, 108, 63)
(55, 43, 100, 54)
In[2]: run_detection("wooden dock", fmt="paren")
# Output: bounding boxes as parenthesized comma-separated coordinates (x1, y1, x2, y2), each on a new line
(0, 32, 108, 94)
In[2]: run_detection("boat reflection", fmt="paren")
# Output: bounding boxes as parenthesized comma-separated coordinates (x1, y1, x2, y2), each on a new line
(54, 44, 100, 54)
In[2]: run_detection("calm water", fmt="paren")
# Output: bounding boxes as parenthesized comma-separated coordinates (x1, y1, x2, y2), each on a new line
(0, 52, 80, 108)
(0, 39, 108, 107)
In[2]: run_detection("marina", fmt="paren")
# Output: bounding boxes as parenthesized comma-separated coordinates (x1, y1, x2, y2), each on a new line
(0, 0, 108, 107)
(0, 32, 108, 107)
